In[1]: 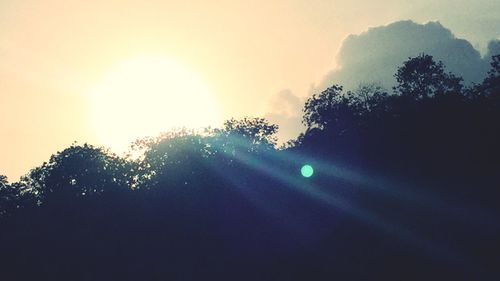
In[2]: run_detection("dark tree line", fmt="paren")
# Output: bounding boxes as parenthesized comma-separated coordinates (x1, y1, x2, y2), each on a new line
(1, 54, 500, 280)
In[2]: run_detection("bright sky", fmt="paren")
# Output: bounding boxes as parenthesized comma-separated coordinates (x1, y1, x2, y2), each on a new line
(1, 0, 499, 180)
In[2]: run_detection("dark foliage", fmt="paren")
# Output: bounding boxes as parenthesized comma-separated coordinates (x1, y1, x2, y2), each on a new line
(393, 54, 463, 99)
(1, 55, 500, 280)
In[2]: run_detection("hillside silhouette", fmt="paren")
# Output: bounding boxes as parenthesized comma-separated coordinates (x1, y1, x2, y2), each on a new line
(1, 54, 500, 280)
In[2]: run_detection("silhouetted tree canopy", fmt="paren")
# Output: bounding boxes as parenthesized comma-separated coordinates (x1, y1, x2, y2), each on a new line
(476, 54, 500, 99)
(1, 54, 500, 281)
(394, 54, 463, 99)
(302, 84, 357, 132)
(0, 175, 13, 215)
(348, 83, 389, 114)
(215, 117, 279, 149)
(25, 144, 136, 201)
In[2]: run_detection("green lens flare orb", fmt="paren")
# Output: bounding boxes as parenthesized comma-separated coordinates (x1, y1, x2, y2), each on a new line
(300, 164, 314, 178)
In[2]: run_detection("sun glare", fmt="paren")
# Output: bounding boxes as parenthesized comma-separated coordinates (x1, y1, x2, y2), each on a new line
(88, 56, 220, 152)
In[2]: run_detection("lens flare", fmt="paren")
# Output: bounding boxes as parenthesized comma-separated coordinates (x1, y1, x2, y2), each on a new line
(301, 164, 314, 178)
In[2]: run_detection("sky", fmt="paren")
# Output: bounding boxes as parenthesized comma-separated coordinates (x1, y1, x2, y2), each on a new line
(1, 0, 499, 180)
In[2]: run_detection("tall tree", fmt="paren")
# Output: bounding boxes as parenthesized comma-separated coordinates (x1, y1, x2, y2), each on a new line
(394, 54, 463, 99)
(302, 84, 354, 131)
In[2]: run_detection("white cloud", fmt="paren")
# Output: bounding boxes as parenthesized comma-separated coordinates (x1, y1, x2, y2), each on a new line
(317, 20, 497, 92)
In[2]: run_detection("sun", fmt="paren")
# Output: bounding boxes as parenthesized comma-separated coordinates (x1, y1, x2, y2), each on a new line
(88, 55, 220, 152)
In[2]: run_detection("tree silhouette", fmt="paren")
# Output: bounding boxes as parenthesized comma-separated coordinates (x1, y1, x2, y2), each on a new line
(488, 54, 500, 79)
(211, 117, 279, 154)
(476, 54, 500, 99)
(302, 84, 355, 132)
(26, 143, 136, 202)
(133, 118, 279, 190)
(0, 175, 14, 215)
(134, 130, 213, 190)
(394, 54, 463, 99)
(348, 83, 389, 115)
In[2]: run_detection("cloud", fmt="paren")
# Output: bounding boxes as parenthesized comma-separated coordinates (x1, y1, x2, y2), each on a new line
(264, 89, 305, 143)
(317, 20, 499, 91)
(486, 40, 500, 63)
(267, 89, 302, 118)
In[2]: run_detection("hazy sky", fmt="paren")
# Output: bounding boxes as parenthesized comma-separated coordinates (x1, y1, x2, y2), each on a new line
(1, 0, 499, 180)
